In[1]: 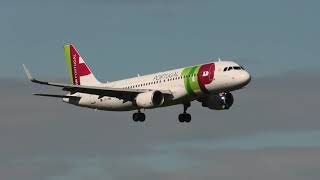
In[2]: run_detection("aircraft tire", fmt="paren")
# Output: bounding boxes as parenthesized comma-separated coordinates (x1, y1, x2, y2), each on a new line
(133, 113, 146, 122)
(178, 113, 191, 123)
(185, 114, 191, 123)
(178, 114, 185, 122)
(139, 113, 146, 122)
(133, 113, 139, 122)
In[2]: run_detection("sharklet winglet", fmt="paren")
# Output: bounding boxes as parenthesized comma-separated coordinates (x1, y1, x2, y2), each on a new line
(22, 64, 35, 81)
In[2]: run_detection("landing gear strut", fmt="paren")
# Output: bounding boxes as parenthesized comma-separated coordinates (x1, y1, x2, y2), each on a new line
(178, 102, 191, 123)
(132, 110, 146, 122)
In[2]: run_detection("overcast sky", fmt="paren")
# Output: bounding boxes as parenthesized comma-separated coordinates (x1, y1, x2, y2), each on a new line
(1, 0, 319, 79)
(1, 0, 320, 180)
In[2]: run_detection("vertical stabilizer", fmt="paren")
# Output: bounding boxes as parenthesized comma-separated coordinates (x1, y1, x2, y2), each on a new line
(64, 44, 101, 86)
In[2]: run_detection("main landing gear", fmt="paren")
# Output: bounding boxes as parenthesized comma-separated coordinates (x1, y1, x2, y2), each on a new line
(178, 102, 191, 123)
(132, 110, 145, 122)
(132, 103, 192, 123)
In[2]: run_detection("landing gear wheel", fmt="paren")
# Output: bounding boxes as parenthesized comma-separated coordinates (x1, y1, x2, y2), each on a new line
(132, 112, 146, 122)
(178, 113, 191, 123)
(133, 113, 139, 122)
(178, 114, 185, 123)
(185, 113, 191, 123)
(139, 113, 146, 122)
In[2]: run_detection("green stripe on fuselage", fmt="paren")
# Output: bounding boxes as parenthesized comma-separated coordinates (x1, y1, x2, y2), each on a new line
(189, 66, 201, 94)
(64, 45, 73, 84)
(181, 65, 201, 96)
(182, 67, 193, 95)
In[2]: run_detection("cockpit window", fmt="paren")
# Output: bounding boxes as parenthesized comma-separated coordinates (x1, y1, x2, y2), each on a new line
(224, 66, 244, 72)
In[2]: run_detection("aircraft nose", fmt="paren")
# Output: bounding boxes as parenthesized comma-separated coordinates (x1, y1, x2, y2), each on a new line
(240, 71, 251, 86)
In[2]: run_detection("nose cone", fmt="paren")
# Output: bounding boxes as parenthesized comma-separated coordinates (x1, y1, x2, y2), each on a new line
(240, 71, 251, 86)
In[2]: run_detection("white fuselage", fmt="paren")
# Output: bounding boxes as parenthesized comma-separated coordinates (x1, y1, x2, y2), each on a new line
(63, 61, 251, 111)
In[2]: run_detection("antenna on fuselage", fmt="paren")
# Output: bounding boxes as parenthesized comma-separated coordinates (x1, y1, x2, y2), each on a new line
(218, 58, 222, 62)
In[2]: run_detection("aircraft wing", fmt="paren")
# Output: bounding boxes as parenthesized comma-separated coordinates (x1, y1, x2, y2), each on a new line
(23, 64, 172, 100)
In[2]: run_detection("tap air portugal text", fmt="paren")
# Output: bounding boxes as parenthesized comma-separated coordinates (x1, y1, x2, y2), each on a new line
(23, 44, 251, 123)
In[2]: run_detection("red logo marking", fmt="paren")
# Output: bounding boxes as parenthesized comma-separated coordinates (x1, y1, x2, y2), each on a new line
(198, 63, 215, 93)
(70, 45, 91, 85)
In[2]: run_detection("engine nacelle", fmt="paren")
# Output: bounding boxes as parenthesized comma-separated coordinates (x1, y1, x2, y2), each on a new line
(202, 92, 234, 110)
(135, 91, 164, 108)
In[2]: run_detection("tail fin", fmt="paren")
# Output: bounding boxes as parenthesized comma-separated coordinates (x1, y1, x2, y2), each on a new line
(64, 44, 101, 86)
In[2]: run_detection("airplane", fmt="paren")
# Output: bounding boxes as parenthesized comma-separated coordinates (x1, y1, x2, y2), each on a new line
(23, 44, 251, 123)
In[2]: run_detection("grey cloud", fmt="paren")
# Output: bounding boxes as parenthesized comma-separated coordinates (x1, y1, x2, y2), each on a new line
(0, 71, 319, 179)
(3, 148, 319, 180)
(0, 158, 71, 180)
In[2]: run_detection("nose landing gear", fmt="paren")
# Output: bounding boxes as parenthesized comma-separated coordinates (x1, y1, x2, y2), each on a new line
(178, 102, 191, 123)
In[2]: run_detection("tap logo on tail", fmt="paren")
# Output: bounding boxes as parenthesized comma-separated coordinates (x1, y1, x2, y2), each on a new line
(64, 44, 92, 85)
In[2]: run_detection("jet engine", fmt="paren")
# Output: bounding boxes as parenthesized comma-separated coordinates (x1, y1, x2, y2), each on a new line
(135, 91, 164, 108)
(201, 92, 234, 110)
